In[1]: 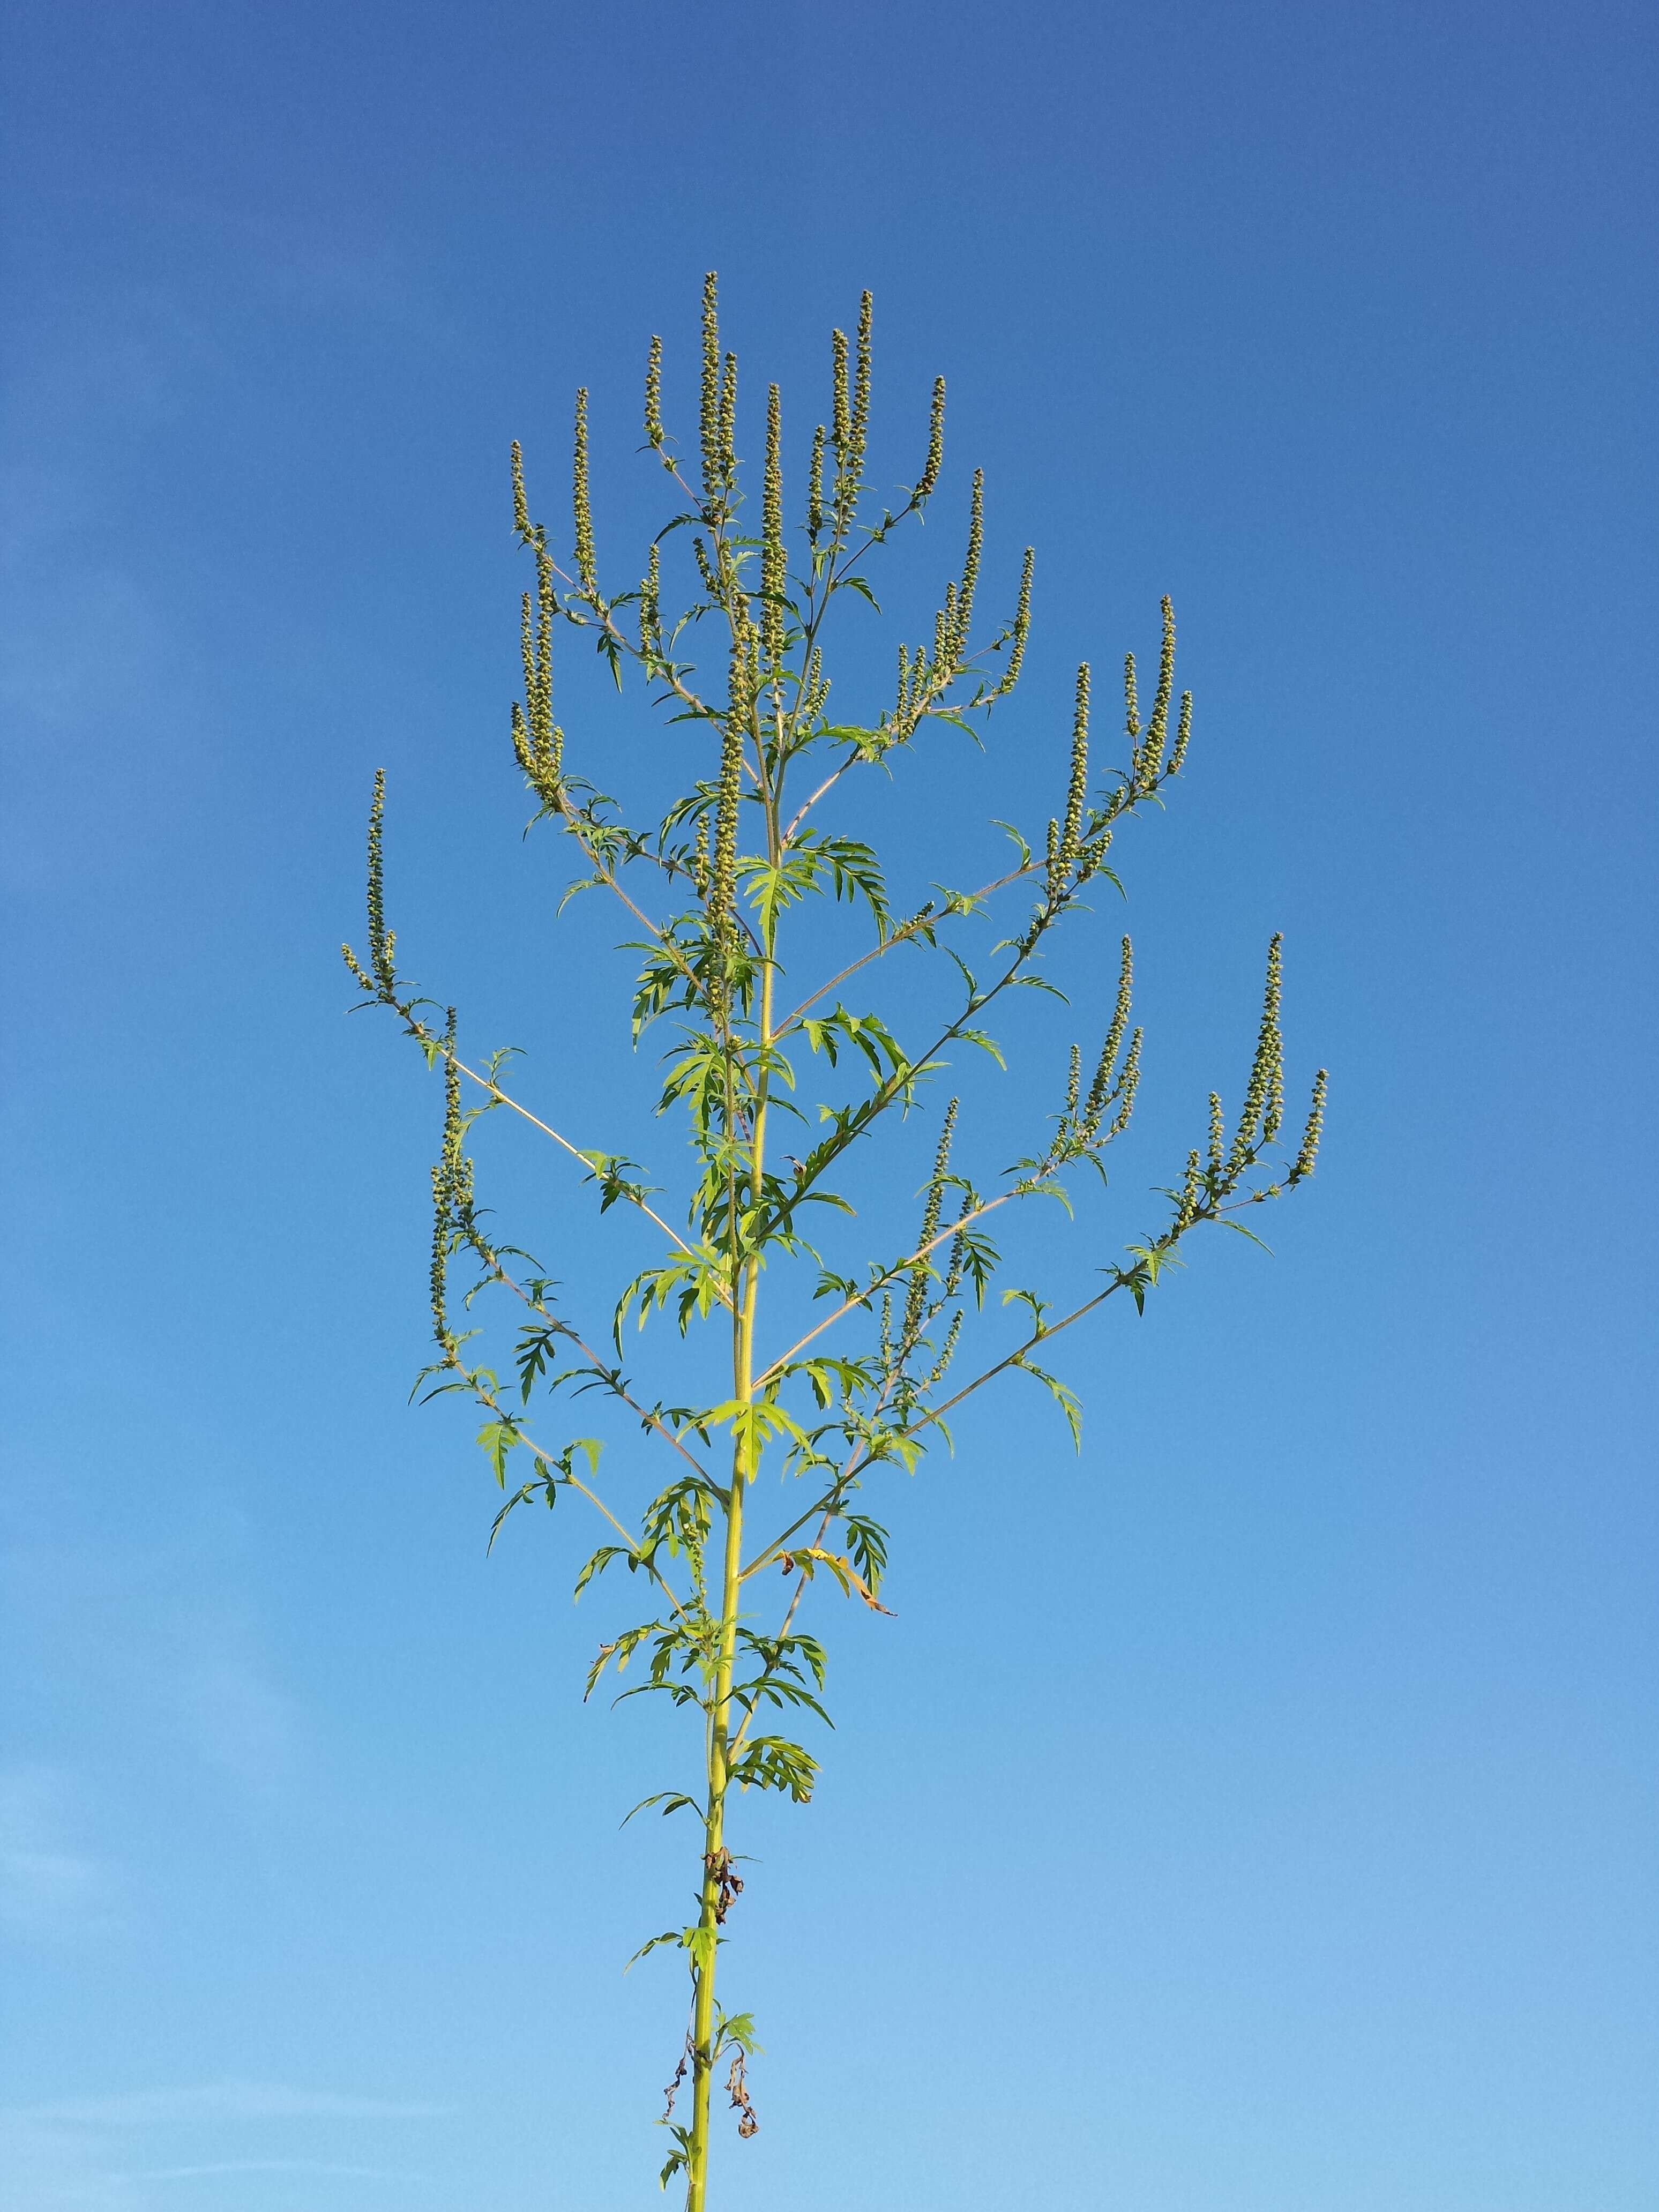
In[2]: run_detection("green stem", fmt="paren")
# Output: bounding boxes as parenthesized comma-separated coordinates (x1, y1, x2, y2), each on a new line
(686, 656, 781, 2212)
(686, 1417, 744, 2212)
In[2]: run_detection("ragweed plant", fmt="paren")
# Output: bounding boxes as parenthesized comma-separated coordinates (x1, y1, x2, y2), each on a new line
(345, 274, 1325, 2209)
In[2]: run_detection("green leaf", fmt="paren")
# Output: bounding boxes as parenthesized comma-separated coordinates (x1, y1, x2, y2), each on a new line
(713, 2007, 764, 2057)
(621, 1791, 701, 1827)
(1222, 1217, 1276, 1255)
(1012, 1354, 1083, 1451)
(729, 1736, 820, 1803)
(475, 1419, 519, 1486)
(787, 1546, 893, 1613)
(573, 1544, 630, 1600)
(659, 2155, 684, 2188)
(841, 1514, 890, 1596)
(658, 2126, 691, 2188)
(956, 1026, 1006, 1068)
(625, 1929, 684, 1971)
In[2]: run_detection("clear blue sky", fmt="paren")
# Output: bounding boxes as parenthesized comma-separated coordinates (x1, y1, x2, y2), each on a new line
(3, 4, 1655, 2208)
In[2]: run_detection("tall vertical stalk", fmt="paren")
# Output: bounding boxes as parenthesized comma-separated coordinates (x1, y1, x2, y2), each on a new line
(688, 747, 780, 2205)
(345, 274, 1326, 2206)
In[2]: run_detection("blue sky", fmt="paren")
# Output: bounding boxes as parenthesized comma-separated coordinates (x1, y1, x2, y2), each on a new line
(2, 3, 1655, 2208)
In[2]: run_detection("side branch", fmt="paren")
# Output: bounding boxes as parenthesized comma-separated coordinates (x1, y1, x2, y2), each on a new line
(773, 858, 1038, 1040)
(454, 1048, 724, 1294)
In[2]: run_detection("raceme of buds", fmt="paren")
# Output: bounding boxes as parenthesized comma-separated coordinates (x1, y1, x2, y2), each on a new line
(830, 326, 850, 461)
(915, 376, 945, 500)
(511, 439, 532, 542)
(826, 304, 870, 536)
(989, 547, 1034, 703)
(644, 333, 665, 450)
(761, 384, 786, 670)
(943, 1198, 974, 1298)
(719, 351, 738, 492)
(923, 1307, 963, 1388)
(1229, 935, 1284, 1171)
(948, 472, 984, 662)
(802, 648, 828, 723)
(573, 388, 598, 599)
(1080, 936, 1134, 1137)
(711, 625, 752, 948)
(807, 424, 826, 539)
(640, 544, 662, 660)
(902, 1098, 958, 1354)
(894, 641, 912, 726)
(429, 1008, 462, 1343)
(1107, 1029, 1141, 1138)
(699, 271, 722, 503)
(1059, 663, 1090, 875)
(1138, 597, 1176, 788)
(1174, 1147, 1203, 1231)
(513, 541, 562, 803)
(1290, 1067, 1328, 1182)
(692, 811, 711, 896)
(853, 295, 873, 442)
(365, 768, 395, 996)
(1169, 689, 1193, 777)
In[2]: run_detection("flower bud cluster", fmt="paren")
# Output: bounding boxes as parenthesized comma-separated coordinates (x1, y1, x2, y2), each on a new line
(760, 384, 787, 671)
(915, 376, 946, 500)
(643, 333, 664, 450)
(901, 1098, 958, 1356)
(1289, 1067, 1328, 1183)
(699, 271, 723, 504)
(572, 388, 598, 599)
(1135, 599, 1176, 789)
(1228, 934, 1284, 1171)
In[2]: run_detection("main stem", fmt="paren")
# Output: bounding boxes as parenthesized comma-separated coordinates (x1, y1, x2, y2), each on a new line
(686, 767, 779, 2212)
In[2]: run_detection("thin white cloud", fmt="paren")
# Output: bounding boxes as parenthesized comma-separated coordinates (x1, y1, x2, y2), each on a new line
(13, 2086, 449, 2126)
(0, 1769, 119, 1941)
(0, 2088, 445, 2212)
(1, 1527, 307, 1809)
(131, 2164, 429, 2183)
(0, 2116, 138, 2211)
(171, 1630, 301, 1798)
